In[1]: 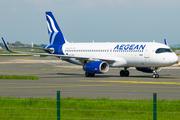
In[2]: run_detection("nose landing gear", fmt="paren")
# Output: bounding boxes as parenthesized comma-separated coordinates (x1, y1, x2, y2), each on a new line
(152, 74, 159, 78)
(152, 67, 159, 78)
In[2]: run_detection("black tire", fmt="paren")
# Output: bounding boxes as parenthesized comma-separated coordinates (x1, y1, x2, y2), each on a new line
(153, 74, 159, 78)
(85, 71, 90, 77)
(120, 70, 125, 77)
(90, 73, 95, 77)
(125, 70, 129, 77)
(155, 74, 159, 78)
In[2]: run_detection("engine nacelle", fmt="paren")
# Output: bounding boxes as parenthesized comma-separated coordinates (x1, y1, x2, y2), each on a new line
(83, 61, 109, 74)
(136, 67, 161, 73)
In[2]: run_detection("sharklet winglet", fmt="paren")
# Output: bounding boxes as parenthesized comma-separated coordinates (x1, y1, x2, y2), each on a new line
(1, 37, 14, 53)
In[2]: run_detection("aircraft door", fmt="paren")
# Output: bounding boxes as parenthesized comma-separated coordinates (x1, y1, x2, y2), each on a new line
(144, 45, 152, 58)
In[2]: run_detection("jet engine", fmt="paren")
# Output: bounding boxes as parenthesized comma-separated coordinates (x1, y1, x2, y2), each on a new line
(83, 61, 109, 74)
(136, 67, 161, 73)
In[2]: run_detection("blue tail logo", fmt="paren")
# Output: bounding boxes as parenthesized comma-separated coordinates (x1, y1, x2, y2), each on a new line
(46, 12, 66, 45)
(164, 39, 168, 46)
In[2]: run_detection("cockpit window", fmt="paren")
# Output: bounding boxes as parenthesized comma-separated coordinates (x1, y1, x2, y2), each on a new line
(155, 48, 173, 53)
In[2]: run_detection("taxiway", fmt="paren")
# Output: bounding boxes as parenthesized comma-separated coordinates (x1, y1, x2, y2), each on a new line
(0, 56, 180, 100)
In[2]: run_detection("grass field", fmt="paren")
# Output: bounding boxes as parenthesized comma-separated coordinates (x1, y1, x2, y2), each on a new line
(171, 47, 180, 51)
(0, 97, 180, 120)
(0, 55, 33, 56)
(0, 75, 39, 80)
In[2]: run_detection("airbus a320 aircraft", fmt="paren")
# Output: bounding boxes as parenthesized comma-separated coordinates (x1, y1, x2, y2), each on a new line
(2, 11, 178, 78)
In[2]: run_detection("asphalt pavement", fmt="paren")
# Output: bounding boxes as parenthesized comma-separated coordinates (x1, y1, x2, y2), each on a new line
(0, 56, 180, 100)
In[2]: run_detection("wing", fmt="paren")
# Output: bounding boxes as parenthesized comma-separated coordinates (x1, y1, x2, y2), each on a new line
(1, 38, 115, 64)
(20, 46, 54, 52)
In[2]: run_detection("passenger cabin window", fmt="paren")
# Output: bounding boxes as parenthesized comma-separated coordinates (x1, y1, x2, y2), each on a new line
(155, 48, 173, 53)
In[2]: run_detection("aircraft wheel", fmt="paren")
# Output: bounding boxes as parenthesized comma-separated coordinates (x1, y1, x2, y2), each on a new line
(125, 70, 129, 77)
(120, 70, 125, 77)
(85, 71, 90, 77)
(155, 74, 159, 78)
(153, 74, 159, 78)
(90, 73, 95, 77)
(85, 71, 95, 77)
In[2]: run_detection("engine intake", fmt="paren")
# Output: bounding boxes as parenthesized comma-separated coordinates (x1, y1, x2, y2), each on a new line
(83, 61, 109, 74)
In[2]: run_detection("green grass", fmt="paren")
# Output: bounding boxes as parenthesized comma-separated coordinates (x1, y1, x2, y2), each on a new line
(0, 75, 39, 80)
(0, 55, 33, 56)
(0, 97, 180, 120)
(171, 47, 180, 52)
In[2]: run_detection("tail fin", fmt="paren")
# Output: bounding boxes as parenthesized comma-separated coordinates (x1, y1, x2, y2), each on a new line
(46, 12, 67, 45)
(164, 39, 169, 46)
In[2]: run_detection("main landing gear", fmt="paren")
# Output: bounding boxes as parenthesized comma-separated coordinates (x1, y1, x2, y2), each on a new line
(120, 68, 129, 77)
(85, 71, 95, 77)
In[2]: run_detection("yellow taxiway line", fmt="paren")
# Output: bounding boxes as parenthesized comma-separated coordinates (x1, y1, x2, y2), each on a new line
(80, 80, 180, 85)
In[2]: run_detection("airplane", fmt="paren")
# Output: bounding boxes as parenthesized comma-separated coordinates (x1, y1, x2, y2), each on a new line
(1, 11, 178, 78)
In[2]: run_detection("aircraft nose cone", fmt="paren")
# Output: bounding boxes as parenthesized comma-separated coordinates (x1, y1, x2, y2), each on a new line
(169, 54, 178, 64)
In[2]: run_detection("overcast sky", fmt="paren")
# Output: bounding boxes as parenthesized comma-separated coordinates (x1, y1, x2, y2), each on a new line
(0, 0, 180, 45)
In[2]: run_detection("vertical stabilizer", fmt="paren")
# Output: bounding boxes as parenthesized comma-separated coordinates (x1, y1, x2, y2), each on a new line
(164, 39, 169, 46)
(46, 12, 67, 45)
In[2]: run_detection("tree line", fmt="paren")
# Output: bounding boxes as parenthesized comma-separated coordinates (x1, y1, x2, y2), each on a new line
(0, 41, 47, 47)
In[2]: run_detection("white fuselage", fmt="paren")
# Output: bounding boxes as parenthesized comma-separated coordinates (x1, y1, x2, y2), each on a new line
(62, 42, 178, 68)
